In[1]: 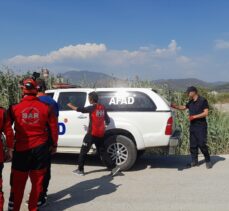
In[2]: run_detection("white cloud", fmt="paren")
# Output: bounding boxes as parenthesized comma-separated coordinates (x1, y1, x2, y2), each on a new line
(6, 40, 184, 66)
(3, 40, 197, 80)
(154, 40, 181, 57)
(7, 43, 107, 64)
(215, 39, 229, 49)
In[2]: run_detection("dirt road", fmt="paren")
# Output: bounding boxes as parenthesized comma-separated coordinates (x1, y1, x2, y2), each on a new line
(2, 154, 229, 211)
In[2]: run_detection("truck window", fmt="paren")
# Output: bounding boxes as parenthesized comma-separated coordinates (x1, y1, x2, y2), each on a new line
(58, 92, 87, 111)
(97, 91, 157, 111)
(46, 92, 54, 98)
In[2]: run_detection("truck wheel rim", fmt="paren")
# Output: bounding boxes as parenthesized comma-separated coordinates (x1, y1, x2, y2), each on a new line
(107, 143, 128, 165)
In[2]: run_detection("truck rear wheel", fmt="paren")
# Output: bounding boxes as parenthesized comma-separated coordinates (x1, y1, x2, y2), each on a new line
(104, 135, 137, 171)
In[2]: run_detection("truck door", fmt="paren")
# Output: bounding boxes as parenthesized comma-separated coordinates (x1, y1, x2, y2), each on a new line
(57, 91, 89, 147)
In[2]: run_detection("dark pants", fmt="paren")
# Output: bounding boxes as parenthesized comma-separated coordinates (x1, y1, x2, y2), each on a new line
(0, 163, 4, 211)
(40, 152, 51, 199)
(78, 133, 116, 171)
(8, 143, 49, 211)
(190, 124, 210, 162)
(40, 134, 53, 199)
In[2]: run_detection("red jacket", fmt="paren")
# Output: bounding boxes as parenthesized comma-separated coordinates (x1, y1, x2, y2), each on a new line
(0, 108, 14, 162)
(10, 96, 58, 151)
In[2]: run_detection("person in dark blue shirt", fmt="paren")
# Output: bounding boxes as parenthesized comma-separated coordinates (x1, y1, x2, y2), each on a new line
(172, 86, 212, 169)
(36, 79, 59, 117)
(36, 78, 59, 207)
(39, 95, 59, 117)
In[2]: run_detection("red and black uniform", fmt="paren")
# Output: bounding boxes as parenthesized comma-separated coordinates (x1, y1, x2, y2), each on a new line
(8, 96, 58, 211)
(0, 108, 14, 211)
(77, 103, 115, 171)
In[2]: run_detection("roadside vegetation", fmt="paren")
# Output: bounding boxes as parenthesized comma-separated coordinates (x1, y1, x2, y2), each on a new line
(0, 68, 57, 108)
(0, 68, 229, 155)
(0, 69, 22, 108)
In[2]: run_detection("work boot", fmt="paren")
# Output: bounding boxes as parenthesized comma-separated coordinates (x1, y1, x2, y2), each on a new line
(186, 160, 199, 168)
(37, 194, 48, 208)
(206, 161, 213, 169)
(25, 195, 47, 208)
(73, 169, 85, 176)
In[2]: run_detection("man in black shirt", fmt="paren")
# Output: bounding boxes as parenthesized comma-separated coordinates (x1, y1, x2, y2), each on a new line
(67, 92, 120, 176)
(172, 86, 212, 169)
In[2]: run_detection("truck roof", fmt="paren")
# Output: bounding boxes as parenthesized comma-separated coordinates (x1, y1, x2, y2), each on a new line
(46, 87, 154, 93)
(46, 87, 170, 111)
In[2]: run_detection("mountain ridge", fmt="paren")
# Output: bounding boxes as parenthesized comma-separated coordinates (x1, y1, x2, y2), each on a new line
(61, 70, 229, 91)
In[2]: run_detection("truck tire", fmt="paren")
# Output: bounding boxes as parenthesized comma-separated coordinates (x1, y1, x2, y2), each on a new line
(104, 135, 137, 171)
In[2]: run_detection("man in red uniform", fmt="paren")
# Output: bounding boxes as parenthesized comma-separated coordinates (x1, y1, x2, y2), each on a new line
(0, 107, 14, 211)
(8, 78, 58, 211)
(67, 92, 120, 177)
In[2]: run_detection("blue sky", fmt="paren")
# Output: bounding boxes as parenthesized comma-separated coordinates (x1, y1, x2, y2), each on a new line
(1, 0, 229, 81)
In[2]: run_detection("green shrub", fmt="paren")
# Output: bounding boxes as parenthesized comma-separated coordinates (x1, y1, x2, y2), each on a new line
(0, 67, 58, 108)
(0, 69, 22, 108)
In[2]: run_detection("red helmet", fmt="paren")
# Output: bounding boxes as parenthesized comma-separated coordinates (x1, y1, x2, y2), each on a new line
(22, 78, 38, 95)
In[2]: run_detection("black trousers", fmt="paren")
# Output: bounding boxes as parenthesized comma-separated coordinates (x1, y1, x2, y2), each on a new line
(12, 143, 50, 172)
(0, 163, 3, 210)
(190, 124, 210, 162)
(41, 152, 51, 198)
(78, 133, 116, 171)
(41, 134, 53, 198)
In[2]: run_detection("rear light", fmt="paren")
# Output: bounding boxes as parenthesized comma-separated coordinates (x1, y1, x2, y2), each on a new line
(165, 116, 173, 135)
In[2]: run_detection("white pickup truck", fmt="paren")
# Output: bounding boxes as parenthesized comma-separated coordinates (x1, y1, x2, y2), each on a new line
(46, 88, 181, 170)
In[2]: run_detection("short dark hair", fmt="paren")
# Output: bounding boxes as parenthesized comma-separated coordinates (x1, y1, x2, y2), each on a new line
(89, 92, 99, 103)
(36, 78, 47, 92)
(186, 86, 198, 94)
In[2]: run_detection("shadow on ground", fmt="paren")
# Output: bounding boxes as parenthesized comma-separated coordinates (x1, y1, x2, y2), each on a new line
(52, 153, 101, 166)
(51, 153, 113, 175)
(43, 175, 120, 211)
(52, 153, 226, 172)
(131, 154, 226, 172)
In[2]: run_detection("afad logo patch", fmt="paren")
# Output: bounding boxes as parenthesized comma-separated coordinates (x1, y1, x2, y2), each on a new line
(96, 110, 105, 117)
(21, 107, 40, 124)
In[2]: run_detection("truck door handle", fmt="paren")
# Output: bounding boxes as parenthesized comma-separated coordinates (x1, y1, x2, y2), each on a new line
(78, 115, 87, 119)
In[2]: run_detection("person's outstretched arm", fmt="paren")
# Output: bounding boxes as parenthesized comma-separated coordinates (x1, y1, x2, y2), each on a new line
(171, 103, 187, 111)
(67, 103, 94, 113)
(67, 102, 77, 111)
